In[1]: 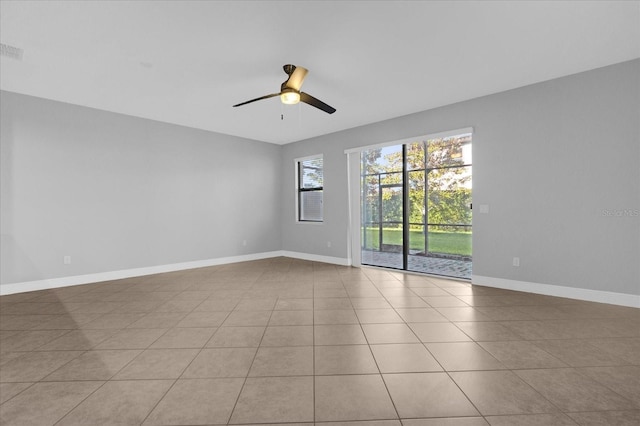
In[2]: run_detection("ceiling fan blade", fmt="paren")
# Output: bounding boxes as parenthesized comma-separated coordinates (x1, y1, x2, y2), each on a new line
(233, 93, 279, 107)
(284, 66, 308, 91)
(300, 92, 336, 114)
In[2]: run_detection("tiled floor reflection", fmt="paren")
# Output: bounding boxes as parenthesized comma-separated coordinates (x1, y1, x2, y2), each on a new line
(1, 257, 638, 425)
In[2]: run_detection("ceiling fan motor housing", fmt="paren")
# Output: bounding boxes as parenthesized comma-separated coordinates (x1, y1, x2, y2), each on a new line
(283, 64, 296, 75)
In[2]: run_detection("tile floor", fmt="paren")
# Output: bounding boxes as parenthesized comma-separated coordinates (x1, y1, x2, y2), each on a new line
(0, 257, 638, 425)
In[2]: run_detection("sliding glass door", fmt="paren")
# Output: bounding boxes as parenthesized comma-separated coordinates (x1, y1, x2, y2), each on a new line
(360, 132, 472, 279)
(361, 145, 404, 269)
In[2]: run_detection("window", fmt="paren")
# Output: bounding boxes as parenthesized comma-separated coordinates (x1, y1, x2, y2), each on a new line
(297, 155, 323, 222)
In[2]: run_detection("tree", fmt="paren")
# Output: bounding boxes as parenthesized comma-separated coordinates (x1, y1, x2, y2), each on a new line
(361, 134, 472, 247)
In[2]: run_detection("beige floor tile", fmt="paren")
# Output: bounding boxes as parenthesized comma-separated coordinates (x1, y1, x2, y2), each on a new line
(206, 326, 265, 347)
(56, 380, 173, 426)
(455, 295, 511, 307)
(0, 315, 50, 331)
(314, 298, 354, 310)
(182, 347, 256, 378)
(153, 299, 203, 312)
(515, 368, 637, 412)
(193, 298, 239, 311)
(173, 291, 213, 301)
(0, 351, 83, 382)
(395, 308, 448, 322)
(436, 307, 492, 322)
(384, 372, 478, 418)
(409, 287, 452, 297)
(315, 374, 397, 421)
(315, 345, 378, 375)
(515, 305, 577, 320)
(362, 323, 419, 344)
(0, 330, 70, 352)
(531, 339, 627, 367)
(37, 329, 116, 351)
(113, 348, 198, 379)
(319, 421, 400, 426)
(249, 346, 313, 376)
(474, 307, 535, 321)
(0, 382, 32, 404)
(579, 366, 640, 406)
(378, 288, 418, 298)
(315, 288, 349, 298)
(403, 418, 488, 426)
(371, 343, 442, 373)
(450, 370, 558, 415)
(0, 381, 102, 426)
(222, 310, 271, 326)
(346, 288, 385, 298)
(234, 298, 277, 311)
(349, 298, 392, 309)
(261, 325, 313, 346)
(409, 322, 472, 342)
(111, 300, 164, 313)
(314, 324, 367, 345)
(269, 310, 314, 325)
(44, 349, 141, 381)
(176, 311, 230, 327)
(0, 352, 29, 366)
(355, 309, 403, 324)
(426, 342, 506, 371)
(30, 314, 101, 330)
(127, 312, 186, 328)
(485, 413, 578, 425)
(422, 296, 469, 307)
(143, 378, 244, 425)
(497, 320, 566, 340)
(230, 376, 314, 423)
(567, 410, 640, 426)
(314, 309, 359, 324)
(82, 313, 146, 329)
(93, 328, 167, 349)
(586, 338, 640, 365)
(386, 297, 430, 309)
(453, 321, 524, 341)
(149, 327, 216, 348)
(274, 298, 314, 310)
(478, 341, 567, 369)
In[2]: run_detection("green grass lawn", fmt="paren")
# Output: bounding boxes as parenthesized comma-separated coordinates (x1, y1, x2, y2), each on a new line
(362, 227, 471, 256)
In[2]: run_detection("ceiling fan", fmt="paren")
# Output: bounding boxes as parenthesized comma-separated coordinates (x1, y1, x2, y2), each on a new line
(233, 64, 336, 114)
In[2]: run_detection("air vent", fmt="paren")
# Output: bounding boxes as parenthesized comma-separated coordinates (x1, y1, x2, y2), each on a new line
(0, 43, 24, 60)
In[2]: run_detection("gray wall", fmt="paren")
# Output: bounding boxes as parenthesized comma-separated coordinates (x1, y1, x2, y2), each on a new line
(281, 59, 640, 296)
(1, 92, 282, 285)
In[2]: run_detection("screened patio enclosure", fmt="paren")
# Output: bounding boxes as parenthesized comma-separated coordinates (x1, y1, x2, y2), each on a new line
(360, 132, 472, 279)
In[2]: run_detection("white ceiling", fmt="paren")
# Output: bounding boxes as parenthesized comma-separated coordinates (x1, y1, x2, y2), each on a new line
(1, 1, 639, 145)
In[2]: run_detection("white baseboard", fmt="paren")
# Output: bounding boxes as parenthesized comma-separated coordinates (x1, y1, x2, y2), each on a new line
(281, 251, 351, 266)
(0, 251, 284, 296)
(8, 256, 633, 308)
(472, 275, 640, 308)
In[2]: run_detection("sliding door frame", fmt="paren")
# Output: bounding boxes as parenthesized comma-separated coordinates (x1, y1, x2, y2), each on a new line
(345, 127, 473, 268)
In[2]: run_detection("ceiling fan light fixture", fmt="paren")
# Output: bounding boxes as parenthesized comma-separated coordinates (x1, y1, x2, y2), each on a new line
(280, 90, 300, 105)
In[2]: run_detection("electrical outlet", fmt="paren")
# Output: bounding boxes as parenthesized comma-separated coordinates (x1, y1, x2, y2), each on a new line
(512, 257, 520, 267)
(327, 241, 331, 248)
(242, 240, 247, 246)
(64, 256, 71, 265)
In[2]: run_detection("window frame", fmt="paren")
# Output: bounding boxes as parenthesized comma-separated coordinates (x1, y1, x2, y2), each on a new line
(295, 154, 324, 223)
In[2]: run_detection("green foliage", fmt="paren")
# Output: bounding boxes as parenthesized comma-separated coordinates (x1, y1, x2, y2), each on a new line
(361, 135, 472, 233)
(362, 227, 471, 257)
